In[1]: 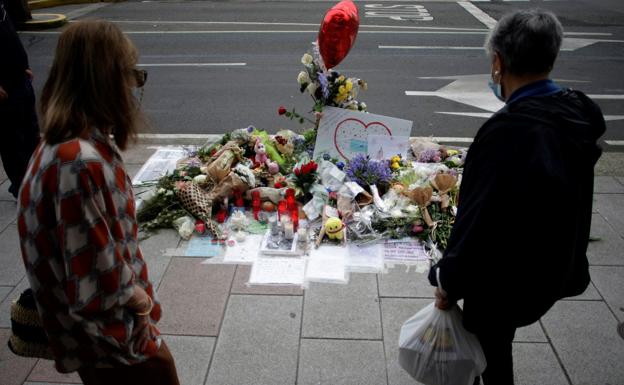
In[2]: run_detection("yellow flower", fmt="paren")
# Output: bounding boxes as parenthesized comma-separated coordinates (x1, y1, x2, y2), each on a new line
(338, 75, 345, 83)
(391, 162, 401, 170)
(345, 80, 353, 92)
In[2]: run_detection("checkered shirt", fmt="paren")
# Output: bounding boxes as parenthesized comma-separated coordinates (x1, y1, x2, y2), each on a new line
(17, 130, 162, 373)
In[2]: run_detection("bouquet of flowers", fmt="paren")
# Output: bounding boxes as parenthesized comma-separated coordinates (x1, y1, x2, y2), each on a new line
(298, 47, 367, 113)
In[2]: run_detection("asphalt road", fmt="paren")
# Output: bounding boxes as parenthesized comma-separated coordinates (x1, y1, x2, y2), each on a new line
(19, 0, 624, 152)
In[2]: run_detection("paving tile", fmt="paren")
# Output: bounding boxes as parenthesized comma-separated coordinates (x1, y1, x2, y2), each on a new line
(164, 335, 215, 385)
(594, 176, 624, 193)
(594, 194, 624, 237)
(590, 266, 624, 322)
(297, 339, 387, 385)
(378, 265, 435, 298)
(0, 200, 17, 232)
(206, 295, 301, 385)
(512, 343, 568, 385)
(157, 258, 235, 336)
(27, 359, 81, 384)
(564, 280, 602, 301)
(0, 225, 26, 286)
(0, 277, 30, 328)
(0, 285, 12, 303)
(587, 213, 624, 266)
(541, 300, 624, 385)
(230, 265, 303, 296)
(514, 321, 546, 343)
(0, 328, 39, 385)
(0, 179, 15, 201)
(139, 229, 179, 289)
(380, 298, 431, 385)
(302, 274, 382, 340)
(617, 176, 624, 187)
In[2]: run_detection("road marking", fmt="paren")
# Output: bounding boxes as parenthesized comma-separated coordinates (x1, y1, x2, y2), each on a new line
(457, 1, 497, 29)
(137, 63, 246, 67)
(64, 3, 109, 19)
(406, 74, 624, 121)
(364, 4, 433, 21)
(380, 45, 484, 50)
(605, 141, 624, 146)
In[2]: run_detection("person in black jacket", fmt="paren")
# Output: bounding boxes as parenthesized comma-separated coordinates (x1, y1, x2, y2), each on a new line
(0, 0, 40, 198)
(428, 9, 605, 385)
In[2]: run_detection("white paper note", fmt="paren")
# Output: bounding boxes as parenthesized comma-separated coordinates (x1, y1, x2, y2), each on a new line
(132, 147, 187, 186)
(306, 246, 348, 284)
(383, 239, 429, 263)
(347, 243, 385, 273)
(248, 257, 306, 286)
(222, 234, 263, 264)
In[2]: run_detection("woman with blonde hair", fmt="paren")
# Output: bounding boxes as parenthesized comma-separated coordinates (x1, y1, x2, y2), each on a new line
(17, 20, 179, 385)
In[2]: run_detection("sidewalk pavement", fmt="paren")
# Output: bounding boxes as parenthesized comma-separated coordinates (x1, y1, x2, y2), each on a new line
(0, 141, 623, 385)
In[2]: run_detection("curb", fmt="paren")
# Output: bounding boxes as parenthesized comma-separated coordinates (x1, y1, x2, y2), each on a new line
(19, 13, 67, 30)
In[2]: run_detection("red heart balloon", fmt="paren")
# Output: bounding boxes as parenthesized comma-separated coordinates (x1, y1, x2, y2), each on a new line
(318, 0, 359, 70)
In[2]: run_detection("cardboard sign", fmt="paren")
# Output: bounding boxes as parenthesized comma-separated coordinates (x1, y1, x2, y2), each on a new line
(313, 107, 413, 161)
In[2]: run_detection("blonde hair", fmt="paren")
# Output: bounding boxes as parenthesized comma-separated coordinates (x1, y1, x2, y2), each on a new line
(41, 20, 142, 150)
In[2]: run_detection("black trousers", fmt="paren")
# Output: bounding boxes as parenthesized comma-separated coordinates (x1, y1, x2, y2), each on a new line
(473, 326, 517, 385)
(0, 78, 40, 198)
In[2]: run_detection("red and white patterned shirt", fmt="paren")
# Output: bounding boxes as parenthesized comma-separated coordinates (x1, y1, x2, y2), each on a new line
(17, 129, 161, 373)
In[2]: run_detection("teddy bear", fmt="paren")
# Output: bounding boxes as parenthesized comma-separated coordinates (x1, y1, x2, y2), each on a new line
(253, 138, 279, 174)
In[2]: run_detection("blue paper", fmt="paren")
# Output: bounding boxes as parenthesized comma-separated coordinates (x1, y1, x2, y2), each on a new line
(185, 236, 224, 257)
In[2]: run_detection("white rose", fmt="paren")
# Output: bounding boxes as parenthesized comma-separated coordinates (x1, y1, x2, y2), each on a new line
(297, 71, 310, 85)
(193, 174, 207, 184)
(200, 166, 209, 174)
(157, 187, 166, 195)
(165, 190, 174, 197)
(359, 102, 367, 110)
(301, 53, 313, 65)
(306, 82, 317, 96)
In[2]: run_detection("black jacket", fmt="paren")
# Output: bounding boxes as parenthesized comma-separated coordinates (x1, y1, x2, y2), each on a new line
(0, 1, 29, 92)
(428, 88, 605, 332)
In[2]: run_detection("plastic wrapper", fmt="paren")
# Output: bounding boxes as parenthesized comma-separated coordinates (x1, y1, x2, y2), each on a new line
(173, 216, 195, 240)
(398, 269, 486, 385)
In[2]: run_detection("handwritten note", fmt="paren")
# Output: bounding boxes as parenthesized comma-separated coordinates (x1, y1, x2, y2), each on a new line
(248, 257, 306, 286)
(222, 234, 263, 264)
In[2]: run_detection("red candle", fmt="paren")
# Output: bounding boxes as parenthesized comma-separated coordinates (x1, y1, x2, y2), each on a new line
(291, 209, 299, 231)
(278, 200, 288, 221)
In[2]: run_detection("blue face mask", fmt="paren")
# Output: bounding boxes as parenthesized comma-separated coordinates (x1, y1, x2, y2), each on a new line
(488, 78, 505, 102)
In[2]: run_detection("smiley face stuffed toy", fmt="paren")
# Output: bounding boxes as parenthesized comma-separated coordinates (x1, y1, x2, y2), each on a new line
(325, 217, 345, 241)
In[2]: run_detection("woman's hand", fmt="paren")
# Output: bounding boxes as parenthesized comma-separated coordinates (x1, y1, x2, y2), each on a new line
(434, 287, 454, 310)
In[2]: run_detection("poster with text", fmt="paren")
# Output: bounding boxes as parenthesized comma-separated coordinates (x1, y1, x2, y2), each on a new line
(313, 107, 413, 161)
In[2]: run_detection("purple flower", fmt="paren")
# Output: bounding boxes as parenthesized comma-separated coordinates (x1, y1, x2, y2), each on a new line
(246, 125, 255, 133)
(346, 154, 392, 187)
(318, 72, 330, 99)
(417, 149, 441, 163)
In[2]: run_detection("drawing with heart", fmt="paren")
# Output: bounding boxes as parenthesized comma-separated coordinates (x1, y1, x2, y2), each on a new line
(333, 118, 392, 160)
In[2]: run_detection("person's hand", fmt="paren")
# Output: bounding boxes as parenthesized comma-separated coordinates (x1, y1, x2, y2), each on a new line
(434, 287, 454, 310)
(132, 313, 155, 353)
(0, 86, 7, 102)
(25, 69, 34, 81)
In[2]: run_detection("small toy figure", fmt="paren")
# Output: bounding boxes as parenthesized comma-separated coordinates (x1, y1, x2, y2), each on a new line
(315, 216, 346, 248)
(254, 138, 279, 174)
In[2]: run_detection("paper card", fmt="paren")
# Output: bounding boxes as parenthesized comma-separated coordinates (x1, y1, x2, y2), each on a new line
(347, 243, 385, 273)
(306, 246, 348, 283)
(248, 257, 306, 286)
(367, 135, 410, 160)
(313, 107, 413, 161)
(383, 239, 429, 263)
(185, 235, 224, 258)
(222, 234, 263, 264)
(132, 147, 187, 186)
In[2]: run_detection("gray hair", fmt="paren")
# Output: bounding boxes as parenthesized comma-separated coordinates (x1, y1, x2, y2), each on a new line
(485, 9, 564, 75)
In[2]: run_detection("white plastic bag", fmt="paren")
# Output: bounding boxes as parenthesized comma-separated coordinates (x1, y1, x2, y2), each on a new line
(398, 270, 486, 385)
